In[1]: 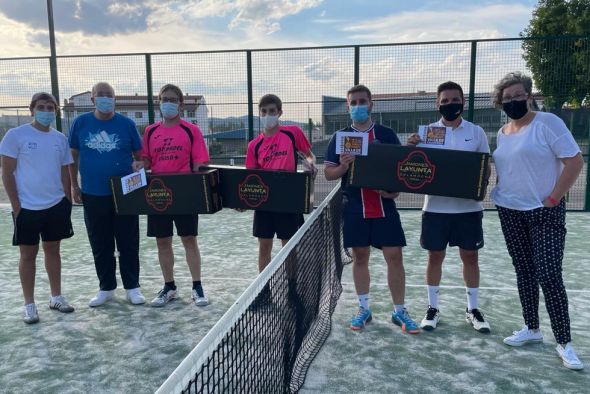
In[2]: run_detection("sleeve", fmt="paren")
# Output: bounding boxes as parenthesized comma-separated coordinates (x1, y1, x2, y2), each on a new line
(324, 135, 339, 166)
(245, 139, 258, 169)
(293, 127, 312, 154)
(128, 119, 142, 151)
(68, 118, 80, 150)
(391, 131, 401, 145)
(544, 114, 580, 158)
(0, 130, 19, 158)
(61, 134, 74, 165)
(191, 124, 209, 163)
(477, 126, 490, 154)
(141, 125, 151, 159)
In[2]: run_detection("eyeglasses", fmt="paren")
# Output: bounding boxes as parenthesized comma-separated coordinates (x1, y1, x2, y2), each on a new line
(160, 97, 179, 103)
(501, 94, 528, 104)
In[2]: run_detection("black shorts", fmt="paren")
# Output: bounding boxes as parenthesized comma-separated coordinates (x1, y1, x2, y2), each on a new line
(253, 211, 304, 240)
(147, 214, 198, 238)
(420, 211, 484, 251)
(343, 212, 406, 248)
(12, 197, 73, 246)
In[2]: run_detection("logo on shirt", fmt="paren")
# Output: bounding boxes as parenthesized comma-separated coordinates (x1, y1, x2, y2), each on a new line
(397, 150, 436, 190)
(27, 142, 38, 150)
(262, 143, 288, 163)
(85, 130, 120, 153)
(238, 174, 269, 208)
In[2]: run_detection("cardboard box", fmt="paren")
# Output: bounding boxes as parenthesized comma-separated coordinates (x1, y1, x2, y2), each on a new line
(348, 144, 490, 200)
(110, 170, 222, 215)
(207, 165, 313, 214)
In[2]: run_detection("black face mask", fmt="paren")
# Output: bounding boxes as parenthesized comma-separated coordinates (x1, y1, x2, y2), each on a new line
(439, 102, 464, 121)
(502, 99, 528, 120)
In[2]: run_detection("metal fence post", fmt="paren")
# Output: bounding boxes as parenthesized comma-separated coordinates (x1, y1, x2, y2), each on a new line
(47, 0, 61, 131)
(467, 40, 477, 122)
(247, 50, 254, 141)
(586, 123, 590, 211)
(354, 46, 360, 86)
(145, 54, 155, 126)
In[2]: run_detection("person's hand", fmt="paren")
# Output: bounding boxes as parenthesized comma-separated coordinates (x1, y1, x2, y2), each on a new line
(72, 186, 82, 204)
(339, 153, 355, 170)
(233, 208, 246, 212)
(12, 205, 21, 218)
(543, 195, 559, 207)
(132, 160, 144, 172)
(378, 190, 399, 199)
(302, 159, 318, 178)
(407, 133, 421, 146)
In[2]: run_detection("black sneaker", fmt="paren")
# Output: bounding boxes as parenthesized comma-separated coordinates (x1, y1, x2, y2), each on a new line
(420, 306, 440, 330)
(466, 308, 491, 333)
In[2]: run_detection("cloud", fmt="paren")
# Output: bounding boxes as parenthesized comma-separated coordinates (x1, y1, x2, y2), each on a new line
(304, 57, 338, 80)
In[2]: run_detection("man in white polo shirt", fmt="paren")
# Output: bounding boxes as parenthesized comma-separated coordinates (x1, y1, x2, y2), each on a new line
(407, 81, 491, 333)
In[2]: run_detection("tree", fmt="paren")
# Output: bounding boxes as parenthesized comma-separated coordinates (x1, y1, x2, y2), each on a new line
(521, 0, 590, 110)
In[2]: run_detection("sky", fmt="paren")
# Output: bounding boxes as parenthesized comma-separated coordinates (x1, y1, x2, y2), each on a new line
(0, 0, 539, 57)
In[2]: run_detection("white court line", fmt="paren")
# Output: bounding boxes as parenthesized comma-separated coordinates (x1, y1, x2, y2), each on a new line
(1, 270, 589, 294)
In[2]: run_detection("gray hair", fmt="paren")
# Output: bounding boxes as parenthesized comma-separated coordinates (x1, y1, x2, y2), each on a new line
(492, 72, 533, 109)
(91, 82, 115, 97)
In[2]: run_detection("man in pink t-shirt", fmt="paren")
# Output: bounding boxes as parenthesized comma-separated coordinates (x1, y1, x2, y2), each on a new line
(245, 94, 316, 273)
(141, 84, 210, 308)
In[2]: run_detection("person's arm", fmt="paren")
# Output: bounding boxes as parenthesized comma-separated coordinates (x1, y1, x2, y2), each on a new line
(132, 150, 144, 171)
(544, 153, 584, 207)
(62, 165, 72, 202)
(69, 148, 82, 203)
(324, 153, 354, 181)
(1, 156, 21, 216)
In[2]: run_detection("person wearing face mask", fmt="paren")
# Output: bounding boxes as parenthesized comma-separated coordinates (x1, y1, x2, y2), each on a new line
(407, 81, 491, 334)
(0, 92, 75, 324)
(69, 82, 146, 307)
(245, 94, 316, 274)
(491, 72, 584, 370)
(140, 84, 210, 307)
(325, 85, 419, 334)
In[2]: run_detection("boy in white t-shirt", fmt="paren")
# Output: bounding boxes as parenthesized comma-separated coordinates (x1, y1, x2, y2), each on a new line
(0, 92, 75, 324)
(407, 81, 491, 333)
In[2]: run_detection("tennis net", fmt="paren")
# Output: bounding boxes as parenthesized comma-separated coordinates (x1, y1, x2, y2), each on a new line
(156, 184, 349, 393)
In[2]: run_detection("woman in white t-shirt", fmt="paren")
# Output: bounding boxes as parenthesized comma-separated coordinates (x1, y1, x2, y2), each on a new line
(491, 72, 584, 370)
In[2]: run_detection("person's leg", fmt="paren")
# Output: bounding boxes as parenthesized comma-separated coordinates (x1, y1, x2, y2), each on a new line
(253, 211, 277, 273)
(19, 244, 39, 305)
(258, 238, 274, 272)
(421, 212, 451, 312)
(460, 249, 480, 307)
(42, 240, 62, 297)
(382, 246, 404, 305)
(114, 212, 140, 290)
(182, 235, 201, 281)
(351, 246, 371, 297)
(426, 250, 445, 307)
(157, 237, 175, 282)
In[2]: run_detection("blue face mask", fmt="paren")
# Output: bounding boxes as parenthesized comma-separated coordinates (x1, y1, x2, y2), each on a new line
(95, 97, 115, 113)
(160, 102, 179, 119)
(34, 110, 56, 126)
(350, 105, 369, 122)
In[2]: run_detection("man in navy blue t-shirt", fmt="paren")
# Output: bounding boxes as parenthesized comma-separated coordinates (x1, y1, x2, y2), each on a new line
(324, 84, 419, 334)
(69, 82, 145, 307)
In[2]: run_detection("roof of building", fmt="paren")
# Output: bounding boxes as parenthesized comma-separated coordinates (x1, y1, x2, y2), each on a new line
(204, 128, 248, 140)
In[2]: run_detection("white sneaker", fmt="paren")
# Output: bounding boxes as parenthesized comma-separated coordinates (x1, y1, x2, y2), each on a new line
(191, 288, 209, 307)
(49, 295, 75, 313)
(556, 343, 584, 370)
(89, 290, 115, 307)
(420, 306, 440, 330)
(126, 288, 145, 305)
(23, 303, 39, 324)
(503, 325, 543, 346)
(465, 309, 490, 333)
(151, 287, 177, 307)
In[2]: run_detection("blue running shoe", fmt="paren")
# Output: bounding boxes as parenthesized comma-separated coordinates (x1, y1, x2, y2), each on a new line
(351, 307, 372, 331)
(392, 309, 420, 334)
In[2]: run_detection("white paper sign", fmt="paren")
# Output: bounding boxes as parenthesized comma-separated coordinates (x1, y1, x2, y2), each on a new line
(335, 131, 369, 156)
(417, 125, 453, 146)
(121, 168, 147, 195)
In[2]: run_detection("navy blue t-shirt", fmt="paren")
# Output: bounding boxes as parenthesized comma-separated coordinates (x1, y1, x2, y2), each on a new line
(69, 112, 141, 196)
(324, 123, 401, 217)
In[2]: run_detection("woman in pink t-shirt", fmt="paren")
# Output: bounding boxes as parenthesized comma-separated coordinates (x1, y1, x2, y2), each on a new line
(141, 84, 210, 308)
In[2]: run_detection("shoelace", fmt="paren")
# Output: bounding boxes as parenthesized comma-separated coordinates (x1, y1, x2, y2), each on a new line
(397, 310, 414, 325)
(354, 308, 369, 320)
(26, 304, 37, 316)
(425, 308, 438, 320)
(470, 309, 485, 322)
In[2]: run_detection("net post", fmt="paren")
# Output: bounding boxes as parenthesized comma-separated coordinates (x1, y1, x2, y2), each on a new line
(145, 54, 155, 125)
(467, 40, 477, 122)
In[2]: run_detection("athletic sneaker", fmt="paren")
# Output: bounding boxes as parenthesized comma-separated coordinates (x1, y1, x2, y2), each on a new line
(151, 287, 178, 307)
(191, 288, 209, 307)
(392, 309, 420, 334)
(88, 290, 115, 307)
(23, 303, 39, 324)
(420, 306, 440, 330)
(126, 288, 146, 305)
(350, 307, 372, 330)
(503, 326, 543, 346)
(556, 343, 584, 370)
(49, 295, 75, 313)
(465, 308, 490, 333)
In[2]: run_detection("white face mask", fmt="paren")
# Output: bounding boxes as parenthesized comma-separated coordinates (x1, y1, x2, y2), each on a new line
(260, 115, 279, 130)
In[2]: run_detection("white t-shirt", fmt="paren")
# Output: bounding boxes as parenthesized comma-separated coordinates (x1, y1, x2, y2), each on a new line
(491, 112, 580, 211)
(0, 123, 73, 210)
(416, 118, 490, 213)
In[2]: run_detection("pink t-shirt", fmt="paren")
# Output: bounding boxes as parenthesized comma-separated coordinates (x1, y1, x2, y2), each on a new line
(142, 119, 209, 174)
(245, 125, 311, 171)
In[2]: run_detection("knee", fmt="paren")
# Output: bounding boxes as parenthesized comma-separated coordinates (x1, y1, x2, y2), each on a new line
(156, 237, 173, 252)
(352, 248, 370, 267)
(180, 236, 197, 250)
(258, 238, 273, 254)
(460, 250, 478, 266)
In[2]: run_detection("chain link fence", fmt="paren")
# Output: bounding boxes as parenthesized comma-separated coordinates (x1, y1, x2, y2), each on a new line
(1, 37, 588, 209)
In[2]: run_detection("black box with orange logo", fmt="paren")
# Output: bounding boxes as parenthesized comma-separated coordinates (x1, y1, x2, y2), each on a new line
(348, 144, 490, 200)
(110, 170, 222, 215)
(207, 165, 313, 214)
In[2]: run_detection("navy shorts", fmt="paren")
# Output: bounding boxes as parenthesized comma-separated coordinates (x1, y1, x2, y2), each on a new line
(343, 212, 406, 248)
(12, 197, 74, 246)
(147, 214, 198, 238)
(420, 211, 484, 251)
(253, 211, 304, 240)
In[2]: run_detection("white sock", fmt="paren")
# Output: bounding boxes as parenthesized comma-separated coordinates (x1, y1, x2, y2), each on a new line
(466, 287, 479, 311)
(427, 285, 440, 309)
(358, 294, 369, 310)
(394, 304, 405, 313)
